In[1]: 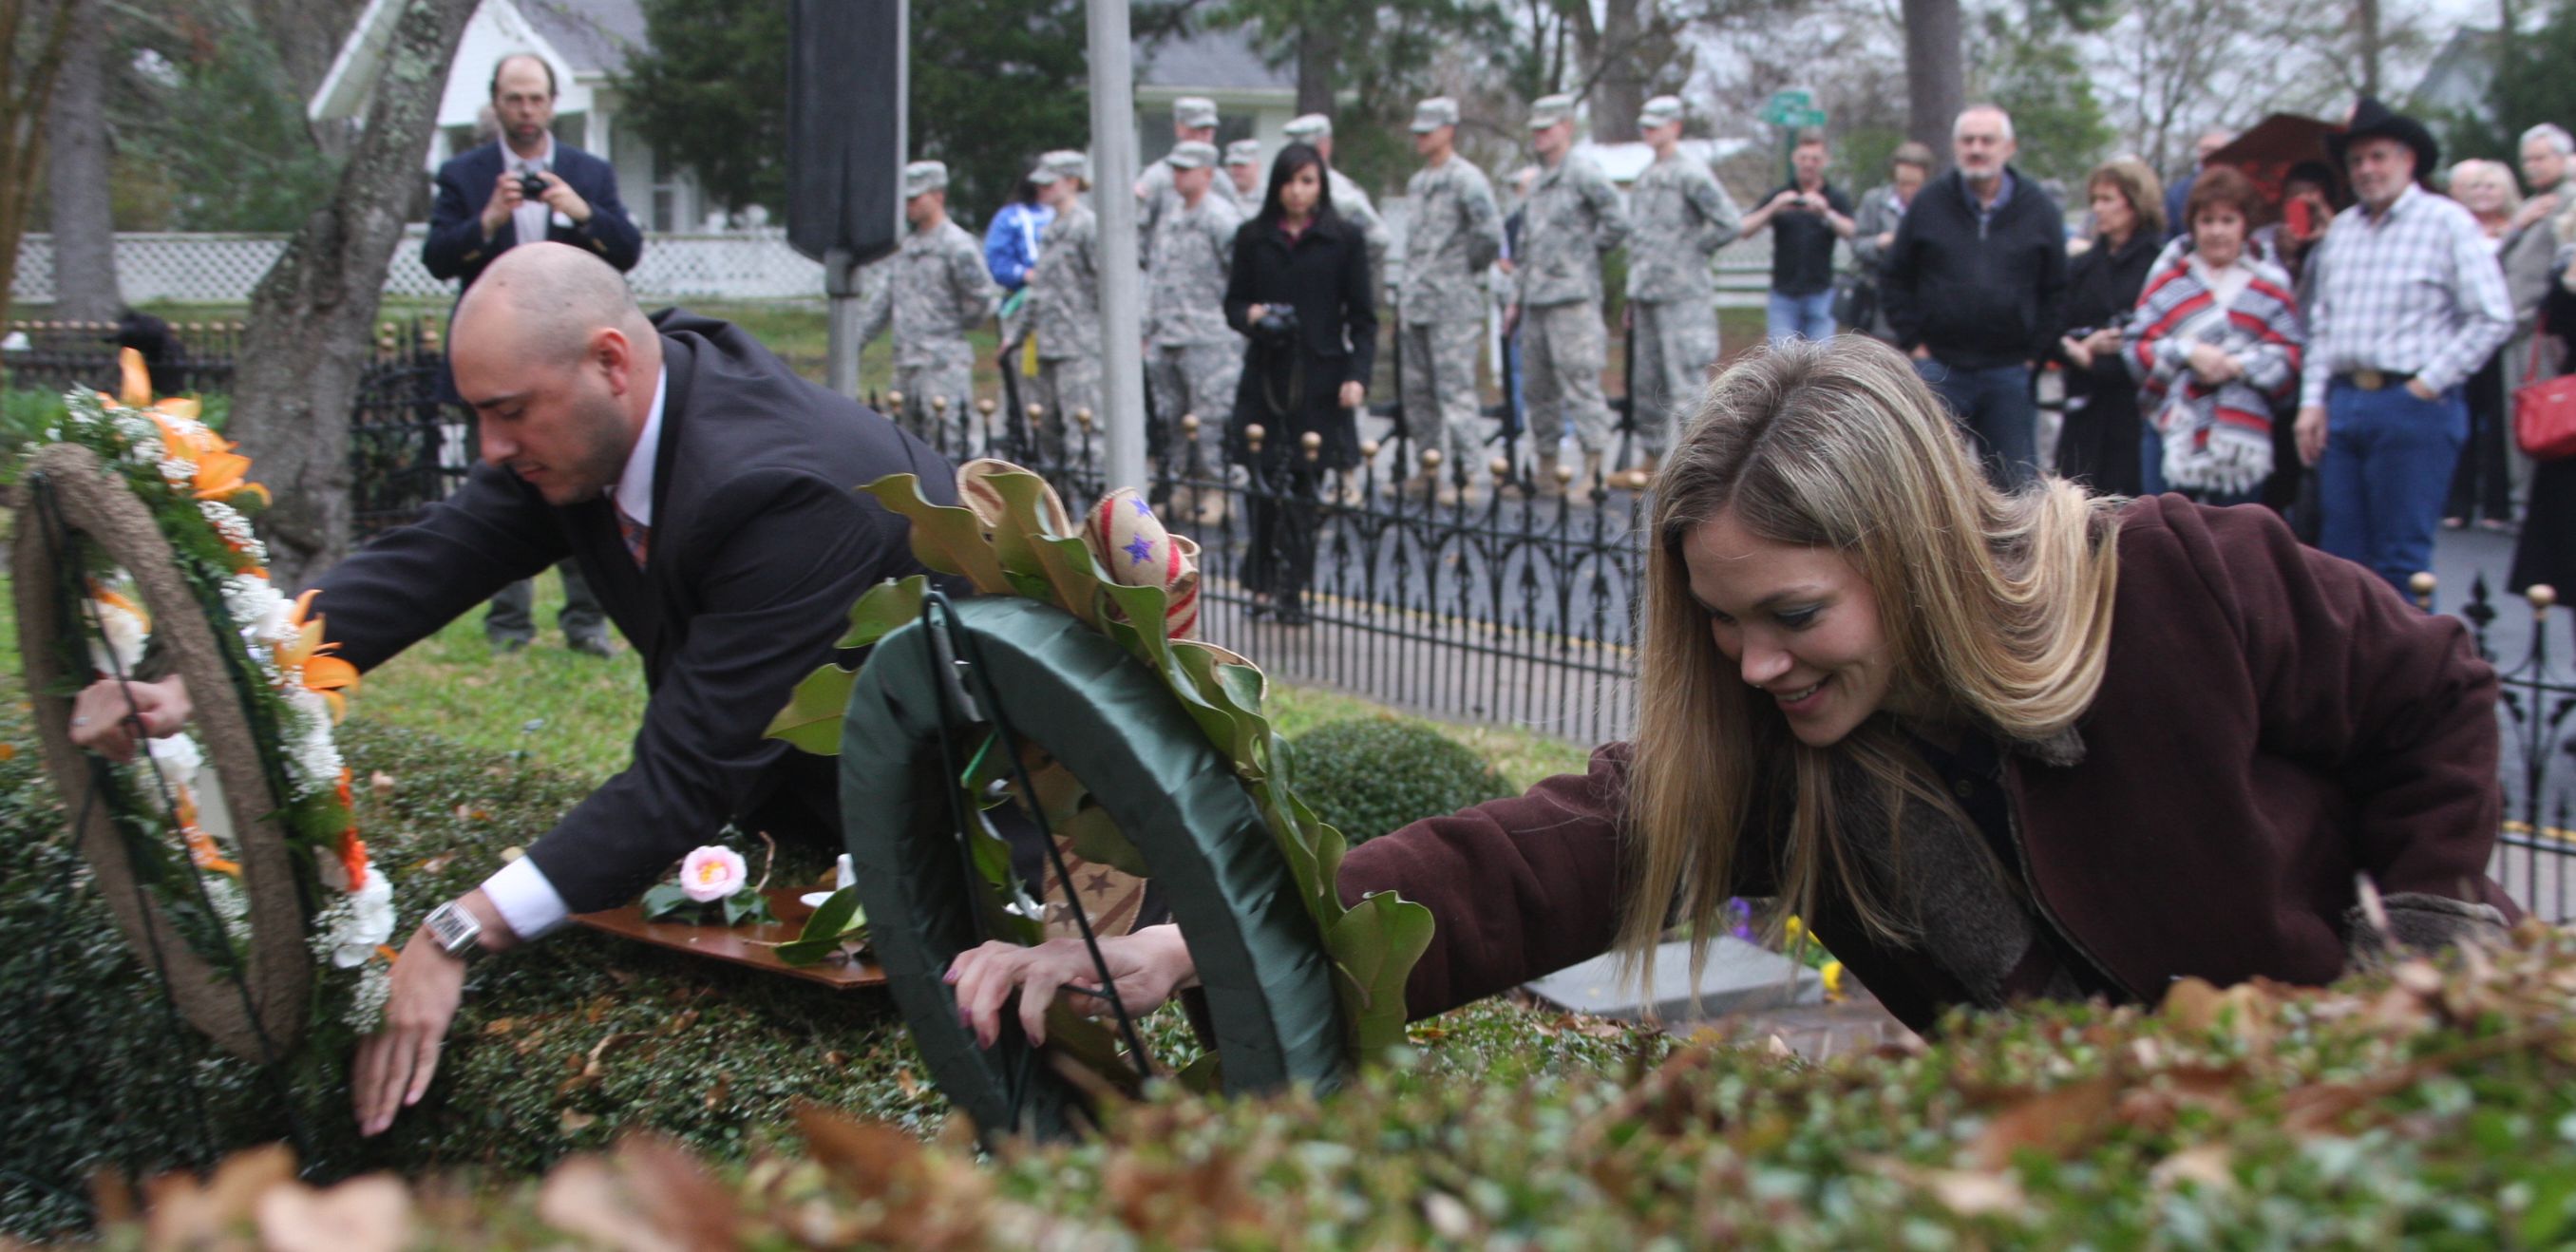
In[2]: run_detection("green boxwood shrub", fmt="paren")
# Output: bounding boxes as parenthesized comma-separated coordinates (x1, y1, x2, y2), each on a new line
(1287, 715, 1516, 846)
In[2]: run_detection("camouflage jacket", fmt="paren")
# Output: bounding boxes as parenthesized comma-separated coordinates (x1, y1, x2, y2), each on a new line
(1514, 150, 1630, 308)
(1138, 157, 1249, 259)
(1146, 193, 1243, 347)
(1626, 151, 1742, 304)
(1397, 156, 1504, 325)
(1028, 200, 1100, 361)
(1329, 166, 1392, 294)
(856, 218, 999, 366)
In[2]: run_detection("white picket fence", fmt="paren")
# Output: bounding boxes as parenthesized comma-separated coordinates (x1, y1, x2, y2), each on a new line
(10, 227, 829, 306)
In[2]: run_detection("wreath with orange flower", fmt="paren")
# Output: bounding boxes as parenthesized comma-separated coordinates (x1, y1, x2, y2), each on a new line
(11, 351, 389, 1061)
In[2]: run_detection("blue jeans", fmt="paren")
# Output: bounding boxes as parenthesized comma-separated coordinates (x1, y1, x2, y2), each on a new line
(2317, 379, 2468, 593)
(1766, 289, 1836, 345)
(1916, 357, 2038, 489)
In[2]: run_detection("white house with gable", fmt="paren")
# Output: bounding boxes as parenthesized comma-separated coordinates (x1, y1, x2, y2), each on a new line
(310, 0, 712, 233)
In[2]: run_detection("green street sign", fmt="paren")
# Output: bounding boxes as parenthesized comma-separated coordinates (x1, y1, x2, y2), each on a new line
(1766, 88, 1814, 113)
(1758, 91, 1827, 129)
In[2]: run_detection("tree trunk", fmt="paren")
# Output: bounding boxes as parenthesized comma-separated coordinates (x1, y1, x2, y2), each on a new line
(45, 3, 121, 323)
(1903, 0, 1965, 164)
(1590, 0, 1646, 144)
(2354, 0, 2380, 97)
(228, 0, 476, 589)
(1295, 10, 1338, 118)
(0, 1, 78, 337)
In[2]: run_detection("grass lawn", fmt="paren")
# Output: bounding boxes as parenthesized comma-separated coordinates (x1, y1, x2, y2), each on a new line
(352, 573, 1592, 792)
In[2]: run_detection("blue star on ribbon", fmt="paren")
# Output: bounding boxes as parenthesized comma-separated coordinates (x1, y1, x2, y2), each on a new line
(1125, 536, 1155, 566)
(1131, 497, 1154, 518)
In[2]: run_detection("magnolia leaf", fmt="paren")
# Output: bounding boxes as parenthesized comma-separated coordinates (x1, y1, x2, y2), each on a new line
(639, 882, 693, 921)
(860, 474, 1013, 593)
(722, 891, 779, 927)
(765, 663, 860, 755)
(1028, 532, 1108, 630)
(967, 465, 1066, 579)
(1057, 803, 1148, 878)
(775, 887, 870, 966)
(1013, 755, 1089, 827)
(837, 575, 929, 650)
(1094, 581, 1175, 673)
(1175, 1051, 1224, 1094)
(1171, 644, 1269, 770)
(1330, 890, 1436, 1056)
(1004, 570, 1056, 602)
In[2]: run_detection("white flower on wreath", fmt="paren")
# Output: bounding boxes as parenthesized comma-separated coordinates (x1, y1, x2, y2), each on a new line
(329, 870, 396, 968)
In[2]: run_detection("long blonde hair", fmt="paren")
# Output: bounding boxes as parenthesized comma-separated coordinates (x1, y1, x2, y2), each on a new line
(1620, 338, 2125, 973)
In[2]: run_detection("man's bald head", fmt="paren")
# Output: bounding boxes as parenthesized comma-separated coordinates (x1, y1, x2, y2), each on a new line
(453, 242, 652, 376)
(451, 244, 658, 505)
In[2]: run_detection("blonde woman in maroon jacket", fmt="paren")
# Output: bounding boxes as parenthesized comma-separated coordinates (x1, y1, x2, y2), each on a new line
(948, 337, 2513, 1044)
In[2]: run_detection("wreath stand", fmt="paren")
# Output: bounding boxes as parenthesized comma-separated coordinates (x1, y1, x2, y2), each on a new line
(840, 593, 1350, 1142)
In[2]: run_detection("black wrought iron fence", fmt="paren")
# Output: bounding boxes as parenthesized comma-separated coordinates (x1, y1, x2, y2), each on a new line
(4, 317, 472, 538)
(2453, 576, 2576, 924)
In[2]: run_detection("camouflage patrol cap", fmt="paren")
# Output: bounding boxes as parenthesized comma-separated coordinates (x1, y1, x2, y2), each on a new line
(1224, 139, 1264, 167)
(1283, 113, 1333, 142)
(1638, 95, 1685, 130)
(902, 160, 949, 199)
(1029, 149, 1089, 186)
(1165, 141, 1220, 170)
(1528, 94, 1577, 131)
(1411, 97, 1460, 134)
(1173, 96, 1219, 129)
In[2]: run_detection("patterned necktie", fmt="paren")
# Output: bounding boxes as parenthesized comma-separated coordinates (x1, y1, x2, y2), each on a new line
(616, 504, 651, 569)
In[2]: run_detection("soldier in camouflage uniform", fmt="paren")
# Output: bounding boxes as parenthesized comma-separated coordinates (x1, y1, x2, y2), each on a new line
(1024, 150, 1098, 464)
(1506, 93, 1631, 495)
(1224, 139, 1264, 202)
(1144, 140, 1244, 471)
(856, 160, 1000, 438)
(1137, 97, 1246, 256)
(1395, 97, 1504, 503)
(1624, 95, 1741, 472)
(1280, 113, 1392, 294)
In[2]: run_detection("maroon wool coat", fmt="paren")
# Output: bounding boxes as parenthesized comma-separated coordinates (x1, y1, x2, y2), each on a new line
(1338, 496, 2513, 1033)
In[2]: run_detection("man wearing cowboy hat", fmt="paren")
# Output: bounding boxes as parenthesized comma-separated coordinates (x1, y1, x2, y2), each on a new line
(2294, 97, 2513, 594)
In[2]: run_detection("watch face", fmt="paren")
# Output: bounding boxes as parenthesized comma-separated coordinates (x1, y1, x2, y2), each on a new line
(428, 902, 478, 951)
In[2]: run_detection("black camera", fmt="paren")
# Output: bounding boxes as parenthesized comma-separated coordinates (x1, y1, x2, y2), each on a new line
(519, 171, 550, 200)
(1251, 305, 1299, 345)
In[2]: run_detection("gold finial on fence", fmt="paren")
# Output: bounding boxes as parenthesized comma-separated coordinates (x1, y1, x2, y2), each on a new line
(2409, 572, 2436, 612)
(2531, 584, 2558, 615)
(1244, 423, 1265, 452)
(1300, 430, 1322, 462)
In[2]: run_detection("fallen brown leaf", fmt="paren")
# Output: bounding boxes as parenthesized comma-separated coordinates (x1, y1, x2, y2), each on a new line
(1967, 1075, 2118, 1171)
(142, 1142, 295, 1252)
(252, 1175, 410, 1252)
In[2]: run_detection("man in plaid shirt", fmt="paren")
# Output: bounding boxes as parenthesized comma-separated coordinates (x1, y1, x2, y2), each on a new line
(2295, 98, 2513, 592)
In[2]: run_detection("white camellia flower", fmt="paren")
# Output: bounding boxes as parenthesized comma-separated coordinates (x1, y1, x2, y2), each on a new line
(331, 869, 396, 968)
(680, 845, 749, 902)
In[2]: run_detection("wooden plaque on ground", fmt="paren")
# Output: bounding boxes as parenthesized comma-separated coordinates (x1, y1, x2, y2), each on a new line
(574, 887, 886, 990)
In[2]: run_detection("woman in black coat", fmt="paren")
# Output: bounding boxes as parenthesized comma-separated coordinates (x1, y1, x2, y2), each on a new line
(1223, 143, 1377, 625)
(2052, 159, 2163, 497)
(2510, 262, 2576, 643)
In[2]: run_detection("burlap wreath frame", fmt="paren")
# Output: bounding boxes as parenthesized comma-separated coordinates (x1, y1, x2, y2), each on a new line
(14, 443, 311, 1061)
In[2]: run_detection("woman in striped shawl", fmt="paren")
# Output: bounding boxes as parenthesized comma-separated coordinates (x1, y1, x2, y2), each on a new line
(2126, 166, 2306, 502)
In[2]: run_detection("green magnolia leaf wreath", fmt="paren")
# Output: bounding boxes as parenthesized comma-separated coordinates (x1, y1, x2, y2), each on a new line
(769, 460, 1432, 1067)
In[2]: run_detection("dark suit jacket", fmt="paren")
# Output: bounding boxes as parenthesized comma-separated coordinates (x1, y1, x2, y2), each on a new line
(422, 140, 644, 289)
(313, 310, 960, 912)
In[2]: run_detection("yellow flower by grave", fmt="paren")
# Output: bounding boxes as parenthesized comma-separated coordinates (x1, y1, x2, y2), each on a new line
(113, 347, 202, 420)
(277, 589, 360, 721)
(1821, 959, 1846, 1003)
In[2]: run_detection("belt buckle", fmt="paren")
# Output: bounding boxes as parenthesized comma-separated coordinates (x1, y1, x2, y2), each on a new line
(2355, 369, 2385, 390)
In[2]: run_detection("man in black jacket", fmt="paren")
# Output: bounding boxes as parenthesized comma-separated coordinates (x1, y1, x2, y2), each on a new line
(62, 243, 955, 1133)
(1881, 104, 2068, 489)
(424, 53, 645, 657)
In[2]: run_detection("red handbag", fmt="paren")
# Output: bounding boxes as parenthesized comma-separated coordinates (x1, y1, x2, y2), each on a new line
(2515, 311, 2576, 460)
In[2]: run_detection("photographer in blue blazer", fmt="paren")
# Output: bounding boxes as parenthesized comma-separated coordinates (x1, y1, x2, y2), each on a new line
(424, 53, 644, 657)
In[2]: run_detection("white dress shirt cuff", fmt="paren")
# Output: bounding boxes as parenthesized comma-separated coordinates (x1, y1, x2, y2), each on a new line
(480, 854, 573, 942)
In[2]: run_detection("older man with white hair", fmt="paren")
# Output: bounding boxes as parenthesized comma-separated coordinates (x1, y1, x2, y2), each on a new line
(1880, 104, 2068, 488)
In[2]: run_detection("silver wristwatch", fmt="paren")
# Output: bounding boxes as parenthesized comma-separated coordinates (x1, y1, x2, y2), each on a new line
(423, 901, 487, 961)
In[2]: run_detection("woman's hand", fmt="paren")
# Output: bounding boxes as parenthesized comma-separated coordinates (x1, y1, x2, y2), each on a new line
(2058, 335, 2094, 370)
(68, 674, 193, 763)
(2083, 328, 2122, 358)
(1245, 303, 1268, 326)
(1337, 380, 1365, 409)
(2186, 342, 2242, 385)
(945, 925, 1199, 1049)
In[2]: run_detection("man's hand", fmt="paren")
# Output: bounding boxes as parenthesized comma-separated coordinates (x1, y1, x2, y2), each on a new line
(1768, 189, 1804, 212)
(69, 674, 192, 763)
(2405, 377, 2439, 402)
(2059, 335, 2094, 370)
(530, 170, 592, 225)
(1875, 230, 1895, 251)
(480, 172, 524, 239)
(351, 890, 516, 1136)
(1910, 345, 1933, 362)
(1503, 303, 1522, 337)
(1337, 379, 1365, 409)
(2513, 192, 2561, 235)
(2296, 405, 2328, 465)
